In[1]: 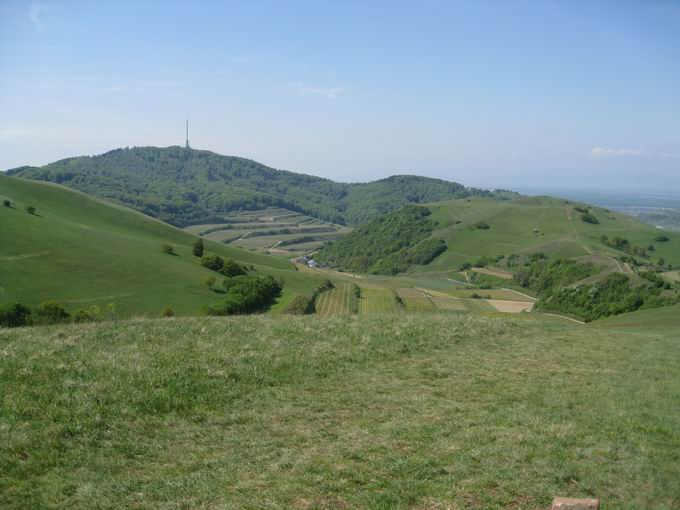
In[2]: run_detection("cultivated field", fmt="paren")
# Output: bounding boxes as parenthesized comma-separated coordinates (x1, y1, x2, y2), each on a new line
(2, 313, 679, 509)
(315, 282, 358, 315)
(184, 208, 351, 255)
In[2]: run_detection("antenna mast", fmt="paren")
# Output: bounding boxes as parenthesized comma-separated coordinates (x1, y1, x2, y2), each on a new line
(185, 117, 190, 149)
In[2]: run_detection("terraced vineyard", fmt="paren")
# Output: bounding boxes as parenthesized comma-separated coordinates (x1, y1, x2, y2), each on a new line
(184, 208, 351, 255)
(315, 282, 359, 315)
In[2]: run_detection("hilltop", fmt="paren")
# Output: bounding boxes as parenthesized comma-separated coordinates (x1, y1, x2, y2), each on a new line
(0, 174, 324, 318)
(5, 146, 515, 226)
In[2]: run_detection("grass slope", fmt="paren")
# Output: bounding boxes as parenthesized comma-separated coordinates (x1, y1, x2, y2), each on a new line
(0, 175, 322, 317)
(2, 314, 679, 509)
(423, 196, 680, 271)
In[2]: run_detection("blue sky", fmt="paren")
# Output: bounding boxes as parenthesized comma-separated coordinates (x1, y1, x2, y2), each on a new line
(1, 0, 679, 190)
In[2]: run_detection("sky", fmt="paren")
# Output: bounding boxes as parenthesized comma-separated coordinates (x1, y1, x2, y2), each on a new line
(1, 0, 679, 190)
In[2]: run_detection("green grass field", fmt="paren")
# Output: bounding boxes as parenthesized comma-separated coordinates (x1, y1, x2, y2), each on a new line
(418, 196, 680, 272)
(359, 288, 400, 314)
(2, 313, 679, 509)
(0, 175, 323, 317)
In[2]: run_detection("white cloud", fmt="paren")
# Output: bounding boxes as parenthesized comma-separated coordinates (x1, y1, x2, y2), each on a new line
(589, 147, 645, 158)
(294, 83, 344, 99)
(29, 3, 49, 30)
(589, 147, 679, 159)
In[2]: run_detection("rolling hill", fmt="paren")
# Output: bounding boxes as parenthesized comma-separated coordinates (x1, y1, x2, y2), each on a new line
(5, 146, 515, 227)
(318, 195, 680, 274)
(0, 174, 324, 318)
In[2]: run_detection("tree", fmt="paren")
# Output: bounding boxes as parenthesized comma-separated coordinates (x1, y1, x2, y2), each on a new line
(658, 257, 666, 267)
(581, 212, 599, 224)
(204, 275, 216, 289)
(34, 301, 69, 324)
(162, 243, 174, 255)
(26, 205, 36, 215)
(0, 302, 32, 327)
(193, 238, 204, 257)
(200, 254, 224, 271)
(220, 258, 247, 277)
(655, 235, 669, 242)
(3, 199, 10, 207)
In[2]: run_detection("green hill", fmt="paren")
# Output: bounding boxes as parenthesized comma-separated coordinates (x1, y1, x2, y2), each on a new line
(319, 195, 680, 274)
(6, 146, 514, 226)
(2, 313, 679, 508)
(0, 174, 323, 318)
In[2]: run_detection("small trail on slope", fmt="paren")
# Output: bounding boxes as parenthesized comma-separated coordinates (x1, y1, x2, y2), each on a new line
(564, 205, 594, 255)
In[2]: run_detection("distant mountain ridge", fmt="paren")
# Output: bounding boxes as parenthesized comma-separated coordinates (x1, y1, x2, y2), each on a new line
(6, 146, 516, 226)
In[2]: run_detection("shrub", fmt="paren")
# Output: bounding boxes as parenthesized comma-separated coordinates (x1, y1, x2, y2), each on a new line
(470, 293, 482, 299)
(193, 238, 204, 257)
(162, 243, 174, 255)
(459, 262, 472, 271)
(284, 295, 315, 315)
(206, 275, 282, 316)
(0, 302, 32, 327)
(161, 307, 174, 317)
(655, 235, 669, 242)
(204, 275, 216, 289)
(474, 221, 490, 230)
(3, 199, 10, 207)
(34, 300, 70, 325)
(220, 259, 247, 277)
(73, 309, 95, 323)
(25, 205, 36, 215)
(581, 212, 599, 224)
(201, 254, 224, 272)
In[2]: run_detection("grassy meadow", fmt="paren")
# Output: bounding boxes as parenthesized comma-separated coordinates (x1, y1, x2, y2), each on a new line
(1, 313, 679, 509)
(422, 196, 680, 272)
(0, 175, 323, 317)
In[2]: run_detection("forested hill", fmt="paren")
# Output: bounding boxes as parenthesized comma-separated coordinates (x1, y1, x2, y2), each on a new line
(6, 146, 515, 226)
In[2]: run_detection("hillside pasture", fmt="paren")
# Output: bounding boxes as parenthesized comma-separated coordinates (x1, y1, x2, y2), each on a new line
(2, 314, 679, 509)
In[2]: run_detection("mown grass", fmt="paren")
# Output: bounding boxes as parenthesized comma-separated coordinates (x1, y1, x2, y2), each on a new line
(1, 314, 679, 509)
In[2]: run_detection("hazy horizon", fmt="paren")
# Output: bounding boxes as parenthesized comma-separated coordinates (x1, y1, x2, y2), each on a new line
(1, 0, 679, 191)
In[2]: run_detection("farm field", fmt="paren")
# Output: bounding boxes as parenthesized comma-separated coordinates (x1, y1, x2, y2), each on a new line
(359, 288, 400, 314)
(184, 207, 351, 255)
(0, 175, 324, 317)
(2, 313, 679, 509)
(315, 282, 359, 315)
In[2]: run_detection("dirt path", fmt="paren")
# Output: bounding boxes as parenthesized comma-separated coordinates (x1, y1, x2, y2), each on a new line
(471, 267, 513, 280)
(564, 205, 593, 255)
(500, 288, 537, 301)
(543, 312, 585, 324)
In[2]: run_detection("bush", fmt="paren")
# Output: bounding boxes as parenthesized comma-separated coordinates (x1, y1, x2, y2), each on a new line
(73, 308, 95, 323)
(655, 235, 669, 242)
(34, 300, 69, 325)
(26, 205, 36, 215)
(474, 221, 490, 230)
(206, 275, 282, 315)
(581, 212, 599, 224)
(0, 302, 32, 327)
(459, 262, 472, 271)
(161, 307, 174, 317)
(220, 259, 247, 277)
(162, 243, 174, 255)
(284, 295, 315, 315)
(201, 254, 224, 272)
(193, 238, 204, 257)
(3, 199, 10, 207)
(204, 275, 216, 289)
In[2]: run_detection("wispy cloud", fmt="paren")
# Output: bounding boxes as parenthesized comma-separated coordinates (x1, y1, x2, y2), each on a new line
(589, 147, 645, 158)
(589, 147, 679, 159)
(294, 83, 344, 99)
(29, 3, 49, 31)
